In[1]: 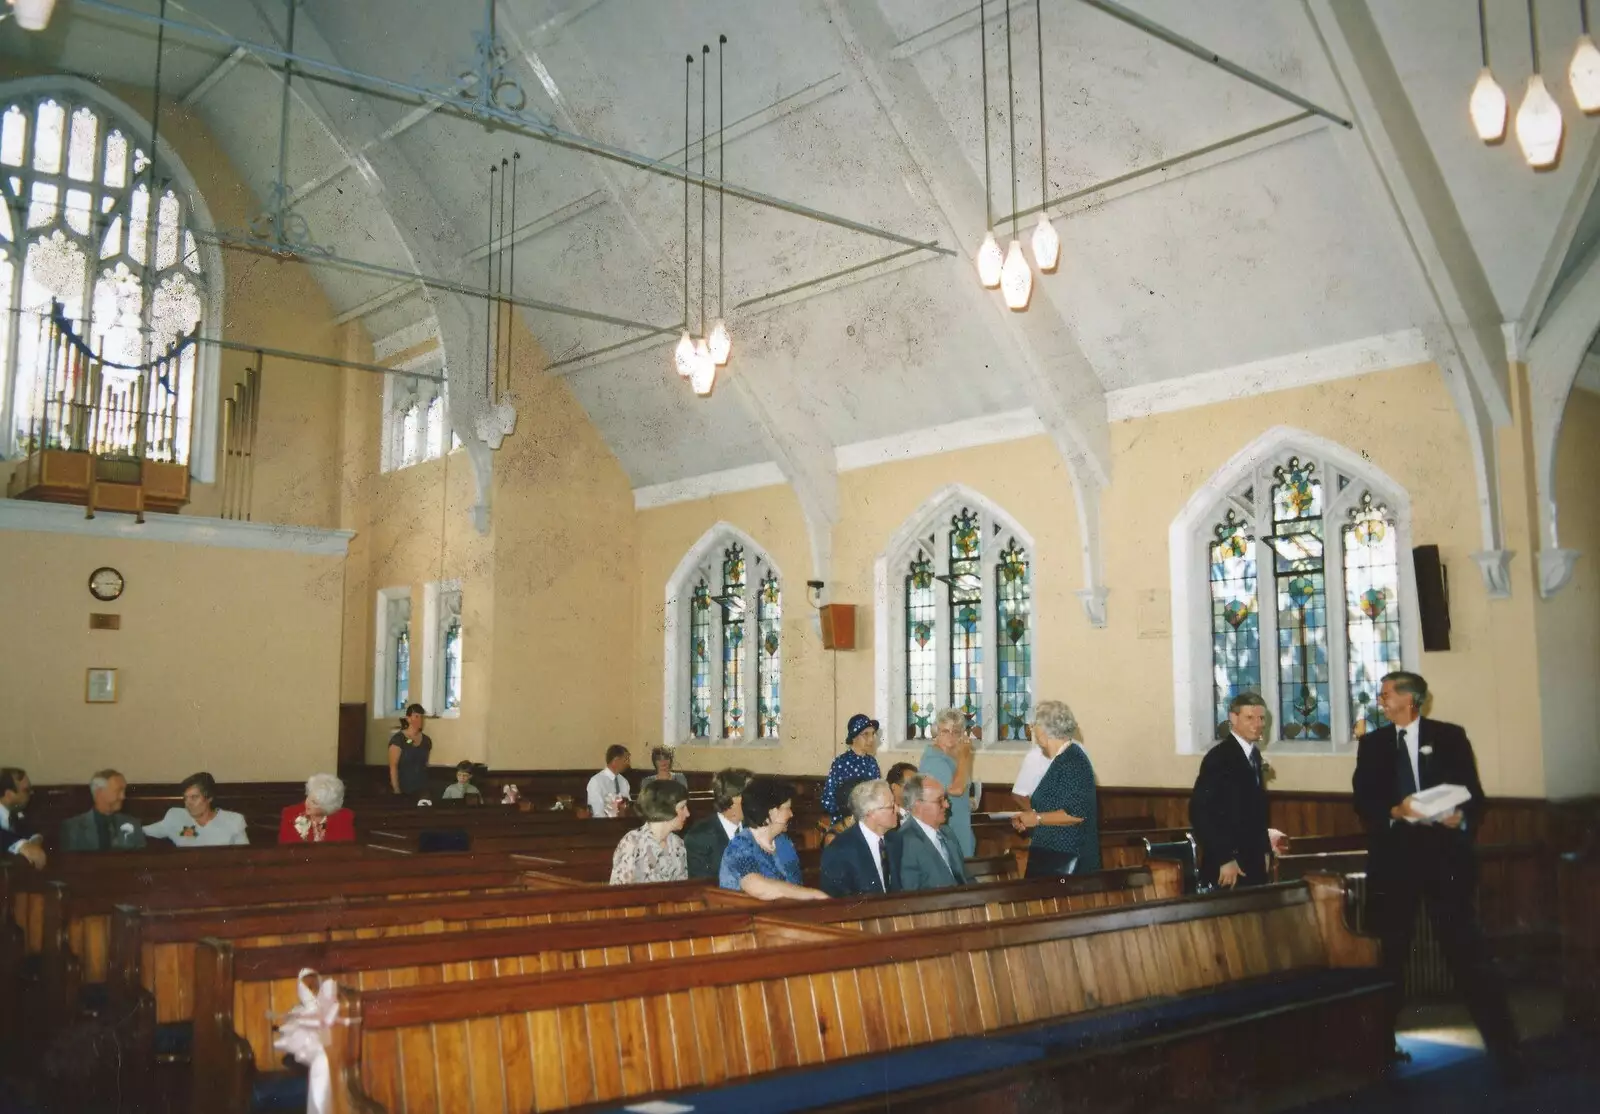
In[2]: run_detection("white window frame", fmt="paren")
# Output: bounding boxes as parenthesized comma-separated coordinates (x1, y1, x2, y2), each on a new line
(422, 579, 463, 719)
(874, 484, 1038, 753)
(662, 523, 782, 747)
(0, 77, 225, 481)
(379, 355, 457, 474)
(1168, 426, 1424, 756)
(373, 586, 413, 716)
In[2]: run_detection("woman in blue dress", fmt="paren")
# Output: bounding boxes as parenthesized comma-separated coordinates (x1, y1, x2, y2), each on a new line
(821, 714, 883, 821)
(718, 777, 830, 900)
(1011, 700, 1100, 876)
(919, 709, 977, 857)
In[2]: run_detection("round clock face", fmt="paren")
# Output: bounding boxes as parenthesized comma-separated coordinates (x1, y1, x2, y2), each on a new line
(89, 566, 124, 602)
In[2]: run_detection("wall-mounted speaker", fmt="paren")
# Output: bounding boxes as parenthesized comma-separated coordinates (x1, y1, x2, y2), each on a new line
(1412, 545, 1451, 652)
(820, 603, 857, 651)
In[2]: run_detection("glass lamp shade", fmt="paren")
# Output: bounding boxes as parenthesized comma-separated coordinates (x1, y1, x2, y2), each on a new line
(708, 318, 731, 366)
(1468, 67, 1508, 141)
(1031, 212, 1060, 273)
(674, 330, 695, 378)
(1572, 35, 1600, 114)
(1515, 74, 1564, 168)
(976, 230, 1003, 288)
(689, 340, 717, 396)
(10, 0, 57, 30)
(1000, 239, 1032, 311)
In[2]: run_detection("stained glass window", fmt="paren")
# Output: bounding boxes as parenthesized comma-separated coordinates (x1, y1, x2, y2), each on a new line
(1197, 448, 1407, 750)
(995, 538, 1031, 741)
(905, 549, 936, 740)
(394, 626, 410, 714)
(688, 580, 712, 738)
(1343, 492, 1401, 736)
(948, 509, 984, 739)
(757, 571, 781, 738)
(433, 583, 463, 714)
(1209, 508, 1259, 737)
(2, 93, 206, 462)
(719, 544, 747, 737)
(442, 618, 462, 712)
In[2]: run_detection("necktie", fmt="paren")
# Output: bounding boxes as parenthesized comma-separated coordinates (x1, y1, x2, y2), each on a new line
(1395, 728, 1417, 796)
(1249, 748, 1263, 787)
(936, 827, 962, 881)
(877, 835, 891, 891)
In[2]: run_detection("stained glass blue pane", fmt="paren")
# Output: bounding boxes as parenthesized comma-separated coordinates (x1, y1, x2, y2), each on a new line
(905, 551, 936, 740)
(1271, 458, 1330, 739)
(995, 539, 1031, 741)
(720, 544, 747, 737)
(394, 626, 409, 714)
(1344, 493, 1402, 738)
(443, 620, 462, 712)
(688, 580, 711, 738)
(949, 509, 983, 739)
(1209, 509, 1260, 737)
(757, 571, 781, 738)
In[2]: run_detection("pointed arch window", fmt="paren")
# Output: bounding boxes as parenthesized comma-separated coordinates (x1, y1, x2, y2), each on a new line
(1176, 435, 1418, 753)
(1, 90, 211, 466)
(375, 587, 413, 716)
(880, 491, 1035, 748)
(421, 580, 463, 717)
(667, 529, 782, 745)
(381, 372, 456, 473)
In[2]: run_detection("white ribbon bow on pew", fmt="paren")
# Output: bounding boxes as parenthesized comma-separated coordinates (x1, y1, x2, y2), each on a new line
(273, 968, 340, 1114)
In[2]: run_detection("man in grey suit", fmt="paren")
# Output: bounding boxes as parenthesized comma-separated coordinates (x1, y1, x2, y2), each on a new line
(60, 769, 146, 851)
(890, 773, 967, 891)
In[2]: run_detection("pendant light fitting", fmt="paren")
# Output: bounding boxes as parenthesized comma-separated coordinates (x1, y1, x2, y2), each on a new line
(1470, 0, 1509, 141)
(709, 34, 732, 367)
(1030, 0, 1060, 273)
(692, 43, 717, 395)
(1515, 0, 1564, 169)
(1573, 0, 1600, 113)
(1000, 0, 1033, 311)
(675, 52, 695, 378)
(977, 0, 1003, 288)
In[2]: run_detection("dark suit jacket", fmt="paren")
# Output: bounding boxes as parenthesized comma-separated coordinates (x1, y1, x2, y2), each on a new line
(1352, 718, 1485, 888)
(1, 808, 36, 854)
(819, 822, 899, 897)
(891, 819, 967, 891)
(685, 814, 732, 880)
(60, 809, 147, 851)
(1189, 736, 1272, 886)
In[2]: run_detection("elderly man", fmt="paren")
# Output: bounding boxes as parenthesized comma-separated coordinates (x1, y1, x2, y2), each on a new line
(891, 773, 967, 890)
(1, 767, 45, 869)
(585, 746, 632, 818)
(61, 769, 146, 851)
(819, 779, 901, 897)
(1190, 693, 1290, 889)
(686, 767, 752, 879)
(1353, 671, 1521, 1078)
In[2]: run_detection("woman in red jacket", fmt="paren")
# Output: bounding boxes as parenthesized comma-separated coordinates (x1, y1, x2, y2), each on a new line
(278, 773, 356, 843)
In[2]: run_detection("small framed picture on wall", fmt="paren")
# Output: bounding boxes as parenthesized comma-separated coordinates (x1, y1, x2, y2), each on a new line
(86, 667, 118, 704)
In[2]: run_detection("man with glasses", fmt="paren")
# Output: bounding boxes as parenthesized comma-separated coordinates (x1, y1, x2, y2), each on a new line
(819, 779, 901, 897)
(891, 773, 968, 891)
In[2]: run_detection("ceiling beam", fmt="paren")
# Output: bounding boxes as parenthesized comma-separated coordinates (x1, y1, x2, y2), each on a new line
(180, 45, 246, 105)
(818, 0, 1113, 625)
(1515, 141, 1600, 358)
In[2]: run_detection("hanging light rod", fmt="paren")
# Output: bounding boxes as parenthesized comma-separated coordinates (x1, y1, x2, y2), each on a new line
(73, 0, 954, 258)
(1075, 0, 1353, 129)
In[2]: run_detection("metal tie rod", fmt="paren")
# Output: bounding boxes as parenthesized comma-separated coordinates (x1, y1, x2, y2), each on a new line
(75, 0, 956, 257)
(201, 336, 447, 382)
(1076, 0, 1353, 129)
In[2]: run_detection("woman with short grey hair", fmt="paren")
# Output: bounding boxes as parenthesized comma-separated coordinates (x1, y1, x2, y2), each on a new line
(278, 773, 356, 843)
(1011, 700, 1099, 877)
(918, 708, 977, 856)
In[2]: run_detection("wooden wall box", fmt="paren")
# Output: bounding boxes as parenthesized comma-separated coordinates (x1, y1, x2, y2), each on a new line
(820, 603, 856, 650)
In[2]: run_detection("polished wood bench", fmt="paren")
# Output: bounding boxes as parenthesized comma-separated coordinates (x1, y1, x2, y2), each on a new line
(320, 875, 1382, 1113)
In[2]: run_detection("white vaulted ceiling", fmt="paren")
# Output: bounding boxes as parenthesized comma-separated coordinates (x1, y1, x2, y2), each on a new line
(4, 0, 1597, 488)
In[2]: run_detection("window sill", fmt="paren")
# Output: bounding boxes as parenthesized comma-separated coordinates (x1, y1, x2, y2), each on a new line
(675, 736, 781, 749)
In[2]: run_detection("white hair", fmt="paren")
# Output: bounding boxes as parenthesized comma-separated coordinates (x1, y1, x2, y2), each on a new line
(934, 708, 968, 734)
(1032, 700, 1079, 743)
(848, 778, 893, 821)
(89, 769, 124, 794)
(305, 773, 346, 813)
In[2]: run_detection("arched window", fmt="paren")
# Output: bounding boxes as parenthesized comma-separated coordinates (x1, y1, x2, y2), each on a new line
(1171, 429, 1421, 754)
(664, 525, 782, 745)
(877, 488, 1035, 747)
(0, 87, 215, 469)
(394, 627, 410, 713)
(382, 371, 457, 472)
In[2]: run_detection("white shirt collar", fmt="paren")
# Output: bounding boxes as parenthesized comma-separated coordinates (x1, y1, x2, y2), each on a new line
(858, 824, 886, 887)
(912, 814, 943, 845)
(1231, 732, 1258, 761)
(717, 813, 739, 840)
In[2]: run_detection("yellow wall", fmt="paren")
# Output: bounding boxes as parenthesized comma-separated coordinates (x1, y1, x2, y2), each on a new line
(643, 363, 1552, 798)
(1537, 386, 1600, 797)
(0, 529, 344, 783)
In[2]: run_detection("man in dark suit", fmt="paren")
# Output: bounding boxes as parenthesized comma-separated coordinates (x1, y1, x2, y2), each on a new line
(1352, 671, 1520, 1075)
(1, 766, 46, 869)
(60, 769, 146, 852)
(685, 767, 751, 880)
(819, 779, 900, 897)
(891, 773, 967, 891)
(1190, 693, 1289, 888)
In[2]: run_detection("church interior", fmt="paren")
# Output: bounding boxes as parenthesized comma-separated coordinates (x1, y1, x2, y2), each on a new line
(0, 0, 1598, 1110)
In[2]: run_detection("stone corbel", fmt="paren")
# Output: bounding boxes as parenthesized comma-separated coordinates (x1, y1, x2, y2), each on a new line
(1071, 473, 1110, 628)
(1538, 549, 1581, 598)
(1470, 550, 1515, 600)
(1075, 586, 1110, 629)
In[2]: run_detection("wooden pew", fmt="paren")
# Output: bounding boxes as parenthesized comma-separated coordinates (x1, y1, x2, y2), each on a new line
(322, 876, 1385, 1113)
(1560, 847, 1600, 1031)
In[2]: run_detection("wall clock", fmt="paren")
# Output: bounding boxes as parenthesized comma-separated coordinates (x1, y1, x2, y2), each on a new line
(89, 566, 125, 602)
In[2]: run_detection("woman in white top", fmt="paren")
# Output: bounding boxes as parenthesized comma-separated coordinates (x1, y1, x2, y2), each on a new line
(143, 772, 250, 847)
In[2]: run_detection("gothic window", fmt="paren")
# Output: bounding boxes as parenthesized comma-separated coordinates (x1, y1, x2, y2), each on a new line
(668, 529, 781, 745)
(1178, 436, 1416, 753)
(423, 580, 463, 717)
(882, 491, 1034, 747)
(1, 90, 210, 465)
(382, 373, 456, 473)
(375, 588, 412, 717)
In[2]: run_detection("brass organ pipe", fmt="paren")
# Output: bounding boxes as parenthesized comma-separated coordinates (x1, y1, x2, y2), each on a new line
(220, 395, 235, 519)
(243, 353, 262, 521)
